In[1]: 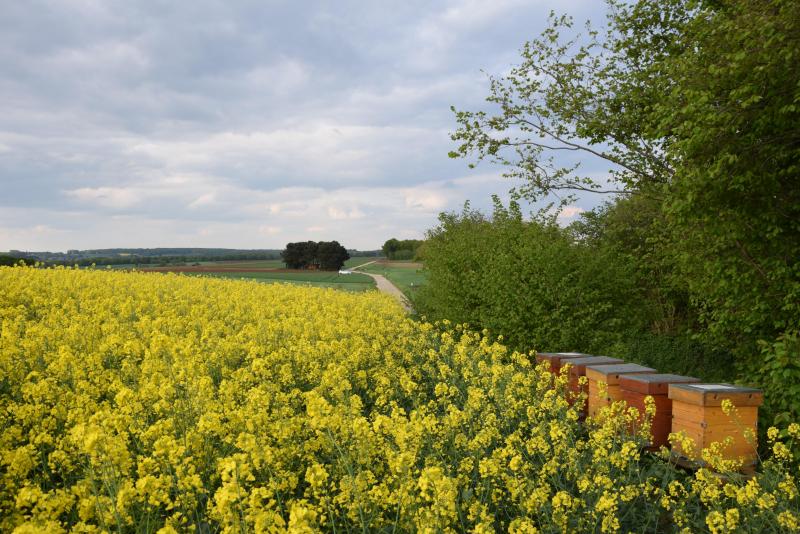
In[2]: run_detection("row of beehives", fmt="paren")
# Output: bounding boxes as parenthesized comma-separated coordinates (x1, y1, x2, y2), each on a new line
(535, 352, 763, 469)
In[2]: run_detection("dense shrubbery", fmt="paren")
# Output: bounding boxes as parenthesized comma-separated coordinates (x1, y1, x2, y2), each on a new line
(2, 267, 800, 533)
(416, 200, 648, 358)
(437, 0, 799, 411)
(415, 197, 740, 382)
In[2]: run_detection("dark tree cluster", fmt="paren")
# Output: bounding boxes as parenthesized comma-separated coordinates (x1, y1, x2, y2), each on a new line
(0, 255, 27, 266)
(281, 241, 350, 271)
(381, 238, 424, 260)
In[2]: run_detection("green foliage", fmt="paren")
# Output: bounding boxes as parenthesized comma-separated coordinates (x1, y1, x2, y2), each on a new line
(447, 0, 800, 377)
(281, 241, 350, 271)
(417, 200, 648, 355)
(381, 238, 424, 260)
(616, 333, 735, 383)
(569, 194, 694, 336)
(316, 241, 350, 271)
(747, 332, 800, 428)
(643, 0, 800, 357)
(0, 255, 27, 267)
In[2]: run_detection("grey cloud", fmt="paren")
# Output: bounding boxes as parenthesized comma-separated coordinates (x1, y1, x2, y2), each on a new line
(0, 0, 604, 250)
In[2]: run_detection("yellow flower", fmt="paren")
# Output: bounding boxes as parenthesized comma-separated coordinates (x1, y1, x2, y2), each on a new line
(767, 427, 780, 442)
(720, 399, 734, 416)
(778, 511, 799, 531)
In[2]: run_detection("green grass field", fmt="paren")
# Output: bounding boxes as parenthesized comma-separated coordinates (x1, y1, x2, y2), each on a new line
(358, 261, 426, 300)
(195, 259, 285, 269)
(343, 256, 379, 268)
(198, 271, 376, 291)
(104, 256, 383, 291)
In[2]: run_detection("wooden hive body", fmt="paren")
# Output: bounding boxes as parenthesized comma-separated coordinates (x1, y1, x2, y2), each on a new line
(619, 374, 700, 449)
(535, 352, 593, 375)
(564, 356, 624, 415)
(585, 364, 656, 418)
(668, 383, 763, 466)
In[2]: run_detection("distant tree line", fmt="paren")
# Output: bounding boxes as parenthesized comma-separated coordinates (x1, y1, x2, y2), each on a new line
(0, 255, 27, 267)
(49, 252, 281, 267)
(381, 238, 424, 260)
(281, 241, 350, 271)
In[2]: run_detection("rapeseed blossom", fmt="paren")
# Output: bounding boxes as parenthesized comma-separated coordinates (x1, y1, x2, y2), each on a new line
(1, 266, 799, 532)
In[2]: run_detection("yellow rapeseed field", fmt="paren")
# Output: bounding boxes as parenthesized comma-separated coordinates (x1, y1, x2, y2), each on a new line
(1, 266, 798, 533)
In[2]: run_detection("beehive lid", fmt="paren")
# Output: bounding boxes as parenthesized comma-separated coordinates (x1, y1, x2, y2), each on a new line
(668, 383, 763, 407)
(535, 352, 593, 363)
(585, 363, 656, 385)
(619, 373, 700, 395)
(566, 356, 624, 375)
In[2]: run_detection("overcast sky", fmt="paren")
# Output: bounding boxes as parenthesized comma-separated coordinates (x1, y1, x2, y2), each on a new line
(1, 0, 605, 252)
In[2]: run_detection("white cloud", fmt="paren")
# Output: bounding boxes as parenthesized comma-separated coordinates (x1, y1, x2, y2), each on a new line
(245, 58, 311, 96)
(403, 190, 448, 211)
(188, 193, 216, 209)
(258, 225, 281, 235)
(66, 187, 143, 209)
(1, 0, 605, 250)
(327, 206, 365, 220)
(556, 205, 586, 225)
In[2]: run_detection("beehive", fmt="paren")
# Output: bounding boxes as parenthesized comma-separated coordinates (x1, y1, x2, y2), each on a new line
(619, 373, 700, 449)
(585, 363, 656, 418)
(668, 383, 763, 466)
(566, 356, 624, 413)
(535, 352, 592, 375)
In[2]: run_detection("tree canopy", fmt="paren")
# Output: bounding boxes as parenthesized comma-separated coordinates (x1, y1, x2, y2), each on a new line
(381, 238, 424, 260)
(448, 0, 800, 358)
(435, 0, 800, 423)
(281, 241, 350, 271)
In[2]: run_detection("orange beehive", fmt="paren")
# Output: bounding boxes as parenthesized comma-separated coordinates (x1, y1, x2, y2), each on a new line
(668, 383, 763, 466)
(585, 363, 656, 418)
(535, 352, 593, 375)
(619, 373, 700, 449)
(566, 356, 624, 414)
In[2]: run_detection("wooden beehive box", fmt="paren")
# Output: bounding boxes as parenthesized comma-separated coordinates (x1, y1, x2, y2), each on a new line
(535, 352, 592, 375)
(668, 383, 763, 466)
(619, 373, 700, 449)
(585, 363, 656, 418)
(565, 356, 624, 413)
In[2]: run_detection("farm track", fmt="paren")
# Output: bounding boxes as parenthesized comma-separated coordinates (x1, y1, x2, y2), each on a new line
(351, 262, 413, 313)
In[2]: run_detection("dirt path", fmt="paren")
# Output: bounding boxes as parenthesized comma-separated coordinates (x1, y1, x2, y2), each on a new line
(358, 272, 412, 312)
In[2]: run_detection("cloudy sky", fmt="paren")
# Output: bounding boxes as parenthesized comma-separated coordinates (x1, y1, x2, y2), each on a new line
(1, 0, 605, 252)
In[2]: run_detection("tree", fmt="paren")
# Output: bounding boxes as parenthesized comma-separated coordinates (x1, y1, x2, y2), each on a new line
(381, 238, 424, 260)
(281, 241, 350, 271)
(0, 255, 26, 266)
(448, 0, 800, 363)
(317, 241, 350, 271)
(281, 241, 318, 269)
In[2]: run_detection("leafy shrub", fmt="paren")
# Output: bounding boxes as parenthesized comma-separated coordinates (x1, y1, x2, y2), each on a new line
(748, 331, 800, 428)
(619, 333, 737, 383)
(416, 201, 652, 355)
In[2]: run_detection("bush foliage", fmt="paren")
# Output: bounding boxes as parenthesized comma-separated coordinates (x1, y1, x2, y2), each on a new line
(437, 0, 799, 402)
